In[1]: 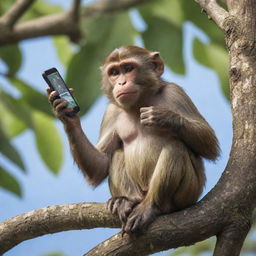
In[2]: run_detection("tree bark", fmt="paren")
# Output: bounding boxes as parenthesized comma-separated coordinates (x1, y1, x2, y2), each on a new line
(0, 0, 255, 255)
(0, 0, 149, 46)
(0, 203, 119, 254)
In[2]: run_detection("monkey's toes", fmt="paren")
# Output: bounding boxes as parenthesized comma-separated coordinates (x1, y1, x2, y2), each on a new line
(107, 196, 128, 215)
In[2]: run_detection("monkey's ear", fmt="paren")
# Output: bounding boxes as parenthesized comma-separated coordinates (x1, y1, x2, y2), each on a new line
(151, 52, 164, 76)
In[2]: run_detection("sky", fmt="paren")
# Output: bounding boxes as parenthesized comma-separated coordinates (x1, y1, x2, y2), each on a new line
(0, 1, 233, 256)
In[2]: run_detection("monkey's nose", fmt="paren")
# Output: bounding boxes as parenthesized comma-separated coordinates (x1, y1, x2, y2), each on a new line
(119, 81, 127, 86)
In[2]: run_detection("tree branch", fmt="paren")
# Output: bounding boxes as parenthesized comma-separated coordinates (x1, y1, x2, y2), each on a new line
(0, 0, 35, 27)
(70, 0, 82, 23)
(0, 200, 220, 255)
(195, 0, 230, 30)
(0, 12, 80, 45)
(0, 179, 253, 256)
(0, 202, 119, 254)
(0, 0, 82, 45)
(213, 225, 250, 256)
(0, 0, 149, 46)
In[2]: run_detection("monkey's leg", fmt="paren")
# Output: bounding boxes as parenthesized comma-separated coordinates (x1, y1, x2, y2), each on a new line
(108, 149, 142, 229)
(107, 196, 140, 228)
(124, 143, 200, 234)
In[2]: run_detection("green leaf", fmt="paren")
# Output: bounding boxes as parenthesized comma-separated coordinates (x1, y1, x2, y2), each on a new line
(139, 0, 184, 28)
(67, 13, 136, 115)
(0, 126, 26, 171)
(0, 166, 22, 197)
(193, 38, 230, 99)
(0, 0, 14, 16)
(0, 44, 22, 74)
(169, 247, 187, 256)
(53, 36, 74, 67)
(142, 16, 185, 74)
(10, 77, 52, 116)
(0, 102, 27, 138)
(21, 0, 63, 21)
(0, 90, 33, 127)
(32, 111, 63, 174)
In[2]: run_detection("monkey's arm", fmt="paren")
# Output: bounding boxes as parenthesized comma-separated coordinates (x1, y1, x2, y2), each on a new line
(141, 106, 219, 160)
(140, 85, 219, 160)
(170, 112, 219, 160)
(48, 89, 120, 186)
(65, 104, 121, 186)
(64, 119, 118, 186)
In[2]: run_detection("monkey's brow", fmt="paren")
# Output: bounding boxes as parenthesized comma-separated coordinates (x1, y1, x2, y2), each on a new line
(107, 58, 140, 69)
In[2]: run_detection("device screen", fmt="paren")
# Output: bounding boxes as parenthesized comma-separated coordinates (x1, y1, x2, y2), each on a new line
(47, 72, 77, 109)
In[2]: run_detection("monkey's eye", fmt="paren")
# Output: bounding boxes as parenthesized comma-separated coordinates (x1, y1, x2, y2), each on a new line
(124, 64, 134, 73)
(108, 68, 119, 76)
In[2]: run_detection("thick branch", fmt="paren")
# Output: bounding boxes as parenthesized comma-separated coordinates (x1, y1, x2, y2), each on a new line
(0, 13, 81, 45)
(83, 198, 252, 256)
(0, 202, 119, 254)
(0, 0, 149, 46)
(213, 225, 250, 256)
(0, 0, 81, 45)
(195, 0, 230, 30)
(0, 187, 252, 256)
(0, 0, 35, 27)
(0, 201, 220, 255)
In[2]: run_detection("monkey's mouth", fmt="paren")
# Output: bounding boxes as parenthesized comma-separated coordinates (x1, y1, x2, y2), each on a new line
(117, 91, 138, 99)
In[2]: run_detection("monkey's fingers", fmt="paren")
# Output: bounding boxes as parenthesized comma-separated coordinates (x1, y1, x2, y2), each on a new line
(52, 98, 65, 108)
(55, 101, 69, 112)
(140, 118, 154, 126)
(140, 106, 153, 113)
(119, 205, 133, 224)
(108, 197, 128, 210)
(48, 91, 59, 104)
(121, 228, 126, 237)
(46, 87, 52, 95)
(108, 196, 129, 216)
(107, 197, 121, 214)
(140, 111, 150, 120)
(124, 213, 142, 234)
(130, 215, 142, 233)
(111, 198, 124, 215)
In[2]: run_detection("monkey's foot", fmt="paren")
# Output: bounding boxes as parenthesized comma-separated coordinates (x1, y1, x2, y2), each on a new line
(124, 204, 161, 234)
(107, 196, 139, 228)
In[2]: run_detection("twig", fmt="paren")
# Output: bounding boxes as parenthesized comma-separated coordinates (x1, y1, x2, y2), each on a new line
(70, 0, 82, 22)
(195, 0, 229, 30)
(0, 0, 35, 27)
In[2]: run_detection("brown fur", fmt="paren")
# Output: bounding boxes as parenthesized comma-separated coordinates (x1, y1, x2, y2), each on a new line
(61, 46, 219, 233)
(97, 47, 219, 233)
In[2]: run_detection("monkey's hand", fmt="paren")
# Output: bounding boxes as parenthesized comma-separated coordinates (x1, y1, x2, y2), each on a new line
(47, 88, 79, 124)
(124, 203, 161, 234)
(107, 197, 139, 231)
(140, 106, 178, 130)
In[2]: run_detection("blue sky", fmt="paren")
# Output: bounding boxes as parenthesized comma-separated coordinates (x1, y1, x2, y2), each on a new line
(0, 2, 232, 256)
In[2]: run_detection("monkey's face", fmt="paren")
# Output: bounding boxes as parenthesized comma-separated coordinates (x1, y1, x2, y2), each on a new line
(101, 46, 165, 109)
(106, 60, 141, 108)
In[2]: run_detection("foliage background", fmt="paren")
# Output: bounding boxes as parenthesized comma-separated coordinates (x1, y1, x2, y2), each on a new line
(1, 0, 254, 255)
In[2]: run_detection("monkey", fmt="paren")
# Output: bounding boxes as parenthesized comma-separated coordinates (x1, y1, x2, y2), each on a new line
(47, 45, 219, 234)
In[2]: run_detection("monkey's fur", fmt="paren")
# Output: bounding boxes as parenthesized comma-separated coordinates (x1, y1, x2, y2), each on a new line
(48, 46, 219, 234)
